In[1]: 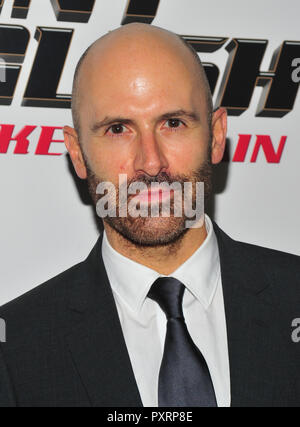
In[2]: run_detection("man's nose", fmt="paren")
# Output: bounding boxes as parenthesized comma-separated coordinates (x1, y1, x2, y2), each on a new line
(133, 130, 169, 177)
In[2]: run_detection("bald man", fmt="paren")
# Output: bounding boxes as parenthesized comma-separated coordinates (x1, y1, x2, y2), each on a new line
(0, 23, 300, 408)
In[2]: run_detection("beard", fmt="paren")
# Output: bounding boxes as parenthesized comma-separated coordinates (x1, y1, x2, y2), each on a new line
(83, 146, 212, 248)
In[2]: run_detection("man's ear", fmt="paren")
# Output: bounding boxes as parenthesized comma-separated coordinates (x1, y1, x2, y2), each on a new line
(63, 126, 87, 179)
(211, 108, 227, 165)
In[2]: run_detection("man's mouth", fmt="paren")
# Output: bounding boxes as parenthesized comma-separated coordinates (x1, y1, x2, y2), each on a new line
(131, 188, 173, 204)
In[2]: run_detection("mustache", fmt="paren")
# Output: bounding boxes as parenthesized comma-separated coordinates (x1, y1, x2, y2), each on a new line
(84, 157, 212, 207)
(125, 171, 195, 189)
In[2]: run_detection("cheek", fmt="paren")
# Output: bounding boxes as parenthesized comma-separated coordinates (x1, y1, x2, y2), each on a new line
(169, 137, 209, 172)
(188, 130, 210, 165)
(116, 162, 136, 185)
(189, 143, 209, 166)
(88, 136, 134, 174)
(90, 154, 132, 184)
(82, 140, 118, 178)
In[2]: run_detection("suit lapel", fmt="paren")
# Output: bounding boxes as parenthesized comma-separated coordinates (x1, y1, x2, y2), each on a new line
(66, 234, 143, 407)
(213, 222, 296, 407)
(65, 224, 295, 407)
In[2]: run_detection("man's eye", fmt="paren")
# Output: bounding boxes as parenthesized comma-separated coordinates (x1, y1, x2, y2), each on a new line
(165, 119, 184, 129)
(107, 124, 127, 135)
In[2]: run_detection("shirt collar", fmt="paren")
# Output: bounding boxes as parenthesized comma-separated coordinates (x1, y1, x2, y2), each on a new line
(101, 214, 221, 314)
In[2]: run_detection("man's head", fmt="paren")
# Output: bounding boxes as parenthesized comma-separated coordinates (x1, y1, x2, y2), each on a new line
(71, 29, 214, 139)
(64, 23, 227, 247)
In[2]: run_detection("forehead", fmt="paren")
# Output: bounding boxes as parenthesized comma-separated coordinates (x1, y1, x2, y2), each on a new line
(78, 33, 204, 120)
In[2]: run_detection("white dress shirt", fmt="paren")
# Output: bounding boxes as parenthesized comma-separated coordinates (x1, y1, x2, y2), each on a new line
(101, 214, 231, 407)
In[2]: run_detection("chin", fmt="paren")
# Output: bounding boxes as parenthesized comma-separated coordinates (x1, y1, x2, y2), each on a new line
(104, 216, 189, 247)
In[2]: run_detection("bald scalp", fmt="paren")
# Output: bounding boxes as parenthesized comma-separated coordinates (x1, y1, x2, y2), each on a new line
(71, 23, 213, 138)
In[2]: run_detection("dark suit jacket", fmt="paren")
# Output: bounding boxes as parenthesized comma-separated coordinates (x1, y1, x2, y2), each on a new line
(0, 222, 300, 407)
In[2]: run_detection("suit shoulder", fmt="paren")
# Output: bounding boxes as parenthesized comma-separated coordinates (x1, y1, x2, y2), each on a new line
(214, 221, 300, 274)
(235, 240, 300, 263)
(236, 239, 300, 271)
(215, 222, 300, 303)
(235, 239, 300, 296)
(0, 259, 87, 323)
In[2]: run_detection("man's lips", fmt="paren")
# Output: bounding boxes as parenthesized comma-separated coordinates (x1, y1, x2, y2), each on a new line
(131, 189, 173, 203)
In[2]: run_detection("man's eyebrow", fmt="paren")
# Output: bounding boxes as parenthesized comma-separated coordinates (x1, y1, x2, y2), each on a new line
(159, 109, 200, 123)
(90, 109, 201, 134)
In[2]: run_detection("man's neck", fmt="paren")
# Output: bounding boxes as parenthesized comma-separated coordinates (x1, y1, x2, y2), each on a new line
(103, 222, 208, 276)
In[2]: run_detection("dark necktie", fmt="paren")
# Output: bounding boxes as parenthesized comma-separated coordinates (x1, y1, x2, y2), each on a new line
(148, 277, 217, 407)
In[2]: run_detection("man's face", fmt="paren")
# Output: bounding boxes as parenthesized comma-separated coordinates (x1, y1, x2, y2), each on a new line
(66, 34, 226, 246)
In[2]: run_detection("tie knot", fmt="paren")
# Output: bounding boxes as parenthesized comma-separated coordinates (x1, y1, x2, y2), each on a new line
(148, 277, 185, 320)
